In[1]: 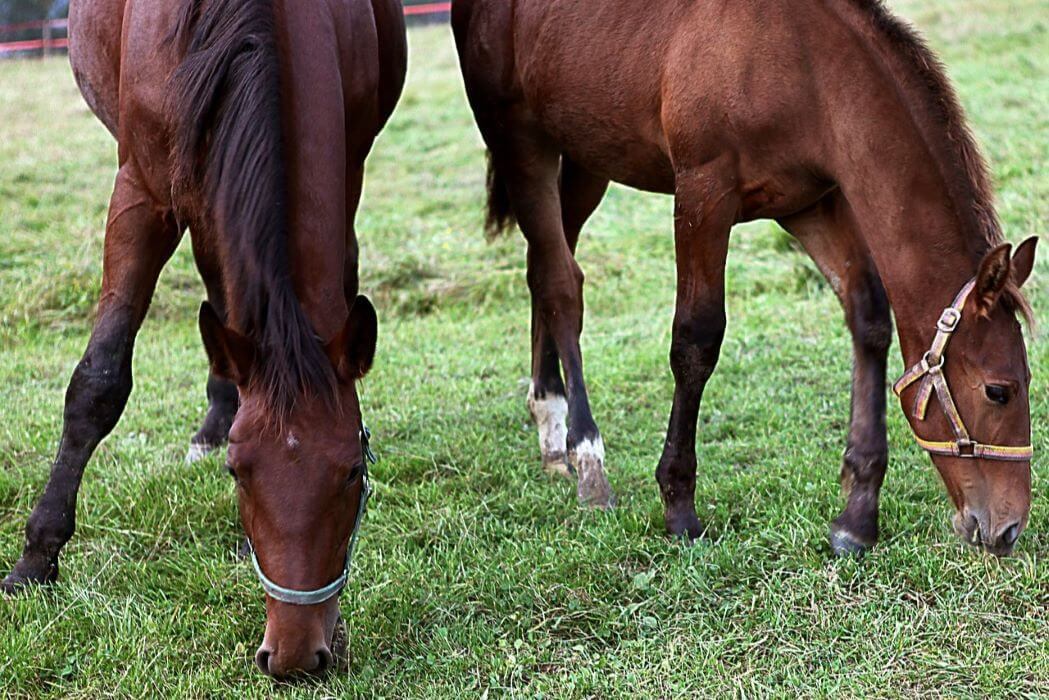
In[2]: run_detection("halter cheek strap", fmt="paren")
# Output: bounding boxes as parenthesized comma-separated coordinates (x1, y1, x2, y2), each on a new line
(892, 279, 1032, 462)
(248, 427, 377, 606)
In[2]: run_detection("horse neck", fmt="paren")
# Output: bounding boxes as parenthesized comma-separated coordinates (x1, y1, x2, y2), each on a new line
(821, 8, 996, 363)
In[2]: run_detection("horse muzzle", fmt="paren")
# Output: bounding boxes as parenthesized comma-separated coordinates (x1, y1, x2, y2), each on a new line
(953, 509, 1025, 557)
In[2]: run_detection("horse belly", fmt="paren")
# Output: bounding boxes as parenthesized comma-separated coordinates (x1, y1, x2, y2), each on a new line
(515, 0, 678, 193)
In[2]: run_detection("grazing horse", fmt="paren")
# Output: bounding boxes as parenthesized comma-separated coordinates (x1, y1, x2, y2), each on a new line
(453, 0, 1037, 555)
(1, 0, 406, 678)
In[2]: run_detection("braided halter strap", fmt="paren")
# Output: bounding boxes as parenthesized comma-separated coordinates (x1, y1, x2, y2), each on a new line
(249, 427, 377, 606)
(892, 279, 1032, 462)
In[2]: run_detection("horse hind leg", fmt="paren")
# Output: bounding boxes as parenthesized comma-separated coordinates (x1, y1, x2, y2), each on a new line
(778, 193, 891, 556)
(3, 164, 180, 590)
(489, 123, 613, 508)
(528, 156, 609, 478)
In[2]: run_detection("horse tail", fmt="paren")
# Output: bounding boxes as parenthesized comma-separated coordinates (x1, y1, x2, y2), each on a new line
(170, 0, 336, 414)
(484, 150, 516, 239)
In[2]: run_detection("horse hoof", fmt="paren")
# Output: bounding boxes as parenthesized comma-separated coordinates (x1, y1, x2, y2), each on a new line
(542, 453, 575, 479)
(576, 470, 615, 509)
(185, 441, 218, 464)
(665, 512, 705, 543)
(0, 575, 22, 595)
(829, 525, 873, 557)
(2, 557, 57, 593)
(331, 615, 349, 673)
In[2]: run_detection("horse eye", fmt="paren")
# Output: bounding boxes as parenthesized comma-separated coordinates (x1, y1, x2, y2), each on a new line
(985, 384, 1009, 405)
(347, 463, 364, 485)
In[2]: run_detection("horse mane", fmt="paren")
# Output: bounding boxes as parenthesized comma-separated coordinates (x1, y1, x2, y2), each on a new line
(169, 0, 337, 415)
(843, 0, 1031, 322)
(843, 1, 1000, 247)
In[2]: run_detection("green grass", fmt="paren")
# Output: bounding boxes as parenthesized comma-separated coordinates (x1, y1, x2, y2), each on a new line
(1, 1, 1047, 696)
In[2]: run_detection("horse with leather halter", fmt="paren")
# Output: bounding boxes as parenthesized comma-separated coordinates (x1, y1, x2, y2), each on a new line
(1, 0, 406, 679)
(453, 0, 1037, 555)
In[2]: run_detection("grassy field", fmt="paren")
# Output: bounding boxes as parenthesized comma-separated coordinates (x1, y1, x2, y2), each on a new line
(0, 1, 1047, 696)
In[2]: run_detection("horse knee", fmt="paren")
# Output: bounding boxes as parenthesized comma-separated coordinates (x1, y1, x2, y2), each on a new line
(669, 308, 726, 386)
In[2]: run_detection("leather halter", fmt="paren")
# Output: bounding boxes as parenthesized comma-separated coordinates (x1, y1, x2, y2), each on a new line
(248, 426, 377, 606)
(893, 280, 1032, 462)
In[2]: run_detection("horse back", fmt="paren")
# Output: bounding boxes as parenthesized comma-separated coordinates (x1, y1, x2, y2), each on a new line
(455, 0, 837, 206)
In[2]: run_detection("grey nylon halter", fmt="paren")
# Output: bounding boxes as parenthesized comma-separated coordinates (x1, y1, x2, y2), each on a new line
(248, 426, 377, 606)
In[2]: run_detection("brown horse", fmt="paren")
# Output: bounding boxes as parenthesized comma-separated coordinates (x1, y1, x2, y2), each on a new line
(1, 0, 406, 678)
(453, 0, 1037, 555)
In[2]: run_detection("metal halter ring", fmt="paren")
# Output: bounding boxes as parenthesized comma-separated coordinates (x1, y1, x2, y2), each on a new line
(922, 350, 944, 373)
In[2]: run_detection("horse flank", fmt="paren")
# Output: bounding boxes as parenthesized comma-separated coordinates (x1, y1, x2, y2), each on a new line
(169, 0, 337, 415)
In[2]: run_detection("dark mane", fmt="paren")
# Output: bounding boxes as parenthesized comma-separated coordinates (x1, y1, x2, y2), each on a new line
(169, 0, 336, 415)
(843, 0, 1002, 251)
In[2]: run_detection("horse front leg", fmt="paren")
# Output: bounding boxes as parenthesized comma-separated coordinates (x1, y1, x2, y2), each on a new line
(830, 265, 891, 554)
(779, 193, 891, 555)
(2, 164, 179, 590)
(656, 164, 737, 541)
(185, 230, 238, 463)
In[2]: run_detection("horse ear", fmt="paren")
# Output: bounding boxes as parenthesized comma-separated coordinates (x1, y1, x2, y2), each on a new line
(1011, 236, 1038, 289)
(198, 301, 254, 384)
(973, 243, 1012, 315)
(327, 295, 377, 382)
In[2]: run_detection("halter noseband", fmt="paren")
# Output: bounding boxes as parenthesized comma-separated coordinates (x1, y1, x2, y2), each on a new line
(248, 426, 377, 606)
(892, 279, 1032, 462)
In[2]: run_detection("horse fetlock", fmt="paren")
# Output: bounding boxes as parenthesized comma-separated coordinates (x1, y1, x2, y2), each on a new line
(842, 445, 888, 481)
(570, 436, 614, 508)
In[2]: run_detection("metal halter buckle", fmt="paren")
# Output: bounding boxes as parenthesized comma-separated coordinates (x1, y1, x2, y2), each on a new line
(937, 307, 961, 333)
(956, 440, 976, 458)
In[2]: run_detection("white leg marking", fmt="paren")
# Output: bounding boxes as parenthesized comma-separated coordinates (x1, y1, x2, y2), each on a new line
(527, 382, 571, 477)
(570, 436, 614, 508)
(184, 442, 214, 464)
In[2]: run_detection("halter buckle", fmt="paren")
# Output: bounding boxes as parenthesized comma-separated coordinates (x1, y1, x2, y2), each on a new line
(956, 439, 976, 458)
(937, 307, 961, 333)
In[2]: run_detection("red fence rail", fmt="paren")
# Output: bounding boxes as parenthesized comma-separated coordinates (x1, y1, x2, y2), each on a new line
(0, 18, 68, 55)
(0, 3, 452, 56)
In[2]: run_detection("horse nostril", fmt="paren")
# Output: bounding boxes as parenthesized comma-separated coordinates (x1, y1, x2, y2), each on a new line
(1000, 522, 1021, 547)
(314, 647, 333, 675)
(255, 648, 272, 675)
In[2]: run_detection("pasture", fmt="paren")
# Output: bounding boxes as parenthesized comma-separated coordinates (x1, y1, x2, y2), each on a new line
(0, 0, 1046, 696)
